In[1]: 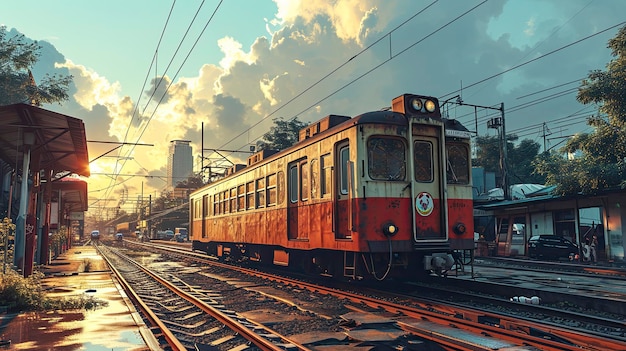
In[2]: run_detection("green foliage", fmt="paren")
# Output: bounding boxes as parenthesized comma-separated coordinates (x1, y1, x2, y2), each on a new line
(474, 135, 545, 184)
(509, 139, 545, 184)
(0, 218, 15, 265)
(0, 268, 108, 312)
(0, 269, 46, 311)
(534, 152, 626, 196)
(536, 25, 626, 195)
(577, 25, 626, 124)
(259, 117, 308, 151)
(0, 25, 72, 106)
(473, 135, 501, 173)
(0, 221, 107, 312)
(153, 190, 177, 211)
(175, 174, 205, 189)
(49, 226, 69, 258)
(82, 259, 92, 273)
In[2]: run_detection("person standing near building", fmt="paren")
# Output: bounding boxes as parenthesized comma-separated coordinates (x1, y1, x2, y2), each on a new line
(590, 234, 598, 263)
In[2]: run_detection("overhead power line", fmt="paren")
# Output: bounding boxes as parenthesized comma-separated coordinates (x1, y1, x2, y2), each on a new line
(215, 0, 488, 160)
(97, 0, 224, 209)
(439, 20, 626, 100)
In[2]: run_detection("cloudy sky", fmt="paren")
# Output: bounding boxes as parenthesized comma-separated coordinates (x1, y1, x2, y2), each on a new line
(2, 0, 625, 216)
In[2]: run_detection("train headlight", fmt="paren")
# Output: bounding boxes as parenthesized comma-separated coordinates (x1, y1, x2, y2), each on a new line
(424, 99, 436, 113)
(410, 98, 423, 111)
(391, 94, 441, 118)
(453, 222, 467, 235)
(382, 223, 398, 237)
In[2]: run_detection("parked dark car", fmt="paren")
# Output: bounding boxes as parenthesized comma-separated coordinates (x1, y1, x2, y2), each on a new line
(165, 230, 174, 240)
(528, 235, 579, 260)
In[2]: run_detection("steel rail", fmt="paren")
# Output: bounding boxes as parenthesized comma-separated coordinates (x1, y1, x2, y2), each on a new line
(95, 244, 188, 351)
(103, 244, 310, 351)
(143, 241, 626, 350)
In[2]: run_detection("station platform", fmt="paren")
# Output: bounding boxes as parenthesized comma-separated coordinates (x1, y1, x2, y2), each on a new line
(0, 245, 159, 350)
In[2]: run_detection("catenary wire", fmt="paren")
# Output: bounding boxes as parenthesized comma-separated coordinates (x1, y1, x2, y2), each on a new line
(230, 11, 623, 162)
(209, 0, 443, 154)
(439, 20, 626, 100)
(95, 0, 178, 209)
(97, 0, 223, 209)
(214, 0, 488, 162)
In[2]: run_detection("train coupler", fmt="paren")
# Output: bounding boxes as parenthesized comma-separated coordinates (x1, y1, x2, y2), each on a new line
(423, 253, 455, 275)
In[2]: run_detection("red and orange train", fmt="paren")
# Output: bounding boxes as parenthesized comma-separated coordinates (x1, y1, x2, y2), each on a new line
(190, 93, 474, 279)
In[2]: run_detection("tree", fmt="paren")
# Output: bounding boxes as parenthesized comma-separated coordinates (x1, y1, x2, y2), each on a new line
(508, 139, 545, 184)
(535, 25, 626, 195)
(473, 135, 545, 185)
(153, 191, 176, 212)
(0, 26, 72, 106)
(473, 135, 502, 174)
(175, 174, 205, 189)
(258, 117, 308, 151)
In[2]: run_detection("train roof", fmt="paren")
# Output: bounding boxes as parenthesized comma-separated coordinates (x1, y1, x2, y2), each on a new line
(192, 108, 470, 195)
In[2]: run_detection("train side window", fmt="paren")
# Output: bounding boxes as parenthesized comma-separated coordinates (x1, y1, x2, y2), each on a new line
(237, 184, 245, 211)
(256, 178, 266, 208)
(414, 140, 433, 182)
(223, 190, 229, 213)
(224, 190, 229, 213)
(230, 188, 237, 212)
(213, 194, 219, 215)
(267, 173, 277, 206)
(310, 159, 319, 199)
(300, 162, 309, 201)
(321, 154, 332, 197)
(446, 143, 469, 184)
(367, 137, 406, 181)
(339, 145, 350, 195)
(203, 195, 209, 218)
(246, 181, 255, 209)
(289, 165, 299, 203)
(193, 199, 200, 219)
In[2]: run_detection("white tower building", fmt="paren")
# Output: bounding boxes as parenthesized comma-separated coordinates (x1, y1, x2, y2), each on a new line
(167, 140, 193, 189)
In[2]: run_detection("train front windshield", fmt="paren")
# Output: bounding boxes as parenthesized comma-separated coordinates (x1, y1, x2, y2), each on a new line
(367, 137, 406, 181)
(446, 143, 470, 184)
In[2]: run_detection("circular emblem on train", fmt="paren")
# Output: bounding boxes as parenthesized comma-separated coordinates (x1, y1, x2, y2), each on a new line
(415, 192, 434, 216)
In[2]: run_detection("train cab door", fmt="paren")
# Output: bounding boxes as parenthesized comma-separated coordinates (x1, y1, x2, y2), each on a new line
(334, 142, 352, 239)
(411, 132, 446, 242)
(288, 159, 309, 240)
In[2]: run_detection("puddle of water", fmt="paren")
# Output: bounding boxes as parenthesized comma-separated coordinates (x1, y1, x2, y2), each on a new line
(0, 273, 147, 350)
(0, 306, 146, 350)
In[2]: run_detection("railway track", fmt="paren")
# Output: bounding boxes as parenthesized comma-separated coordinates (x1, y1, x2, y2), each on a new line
(103, 240, 626, 350)
(96, 244, 305, 350)
(475, 256, 626, 279)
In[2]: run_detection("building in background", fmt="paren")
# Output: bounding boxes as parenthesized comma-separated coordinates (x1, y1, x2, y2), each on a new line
(167, 140, 193, 189)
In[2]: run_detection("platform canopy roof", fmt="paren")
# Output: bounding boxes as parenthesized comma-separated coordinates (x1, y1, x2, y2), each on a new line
(0, 103, 90, 177)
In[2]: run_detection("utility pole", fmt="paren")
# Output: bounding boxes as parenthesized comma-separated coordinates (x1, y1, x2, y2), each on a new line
(485, 105, 508, 199)
(443, 98, 509, 199)
(500, 102, 509, 200)
(201, 122, 204, 183)
(140, 181, 143, 235)
(147, 194, 152, 240)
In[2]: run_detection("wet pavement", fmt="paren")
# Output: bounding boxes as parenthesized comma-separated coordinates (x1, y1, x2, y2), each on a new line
(0, 245, 157, 350)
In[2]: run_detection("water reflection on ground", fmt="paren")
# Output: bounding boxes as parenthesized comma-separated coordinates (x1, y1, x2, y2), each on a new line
(0, 248, 148, 350)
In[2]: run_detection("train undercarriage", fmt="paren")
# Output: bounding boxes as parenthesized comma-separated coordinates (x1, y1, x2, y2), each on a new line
(192, 240, 469, 279)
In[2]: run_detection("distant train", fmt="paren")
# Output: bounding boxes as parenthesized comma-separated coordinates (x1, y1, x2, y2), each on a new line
(90, 230, 100, 241)
(190, 93, 474, 279)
